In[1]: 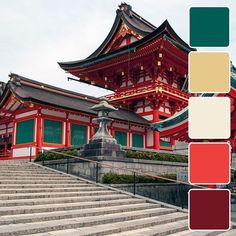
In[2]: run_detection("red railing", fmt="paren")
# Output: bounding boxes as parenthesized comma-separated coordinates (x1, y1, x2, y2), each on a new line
(106, 82, 190, 101)
(0, 151, 11, 160)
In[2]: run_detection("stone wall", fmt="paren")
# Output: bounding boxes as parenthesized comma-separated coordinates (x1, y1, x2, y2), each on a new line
(99, 157, 188, 178)
(44, 157, 188, 182)
(109, 183, 190, 208)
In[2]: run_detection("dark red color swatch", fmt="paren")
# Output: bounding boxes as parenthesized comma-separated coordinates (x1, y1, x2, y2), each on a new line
(189, 143, 230, 184)
(189, 189, 230, 230)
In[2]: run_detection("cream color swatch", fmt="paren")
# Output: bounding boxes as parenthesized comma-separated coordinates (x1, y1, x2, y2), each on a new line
(189, 52, 230, 93)
(189, 97, 230, 139)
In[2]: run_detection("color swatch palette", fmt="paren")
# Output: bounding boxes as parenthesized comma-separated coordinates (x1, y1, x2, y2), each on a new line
(189, 190, 230, 230)
(188, 5, 231, 232)
(189, 52, 230, 93)
(189, 143, 230, 184)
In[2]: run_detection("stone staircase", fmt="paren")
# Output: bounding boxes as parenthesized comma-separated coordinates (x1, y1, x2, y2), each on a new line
(0, 160, 234, 236)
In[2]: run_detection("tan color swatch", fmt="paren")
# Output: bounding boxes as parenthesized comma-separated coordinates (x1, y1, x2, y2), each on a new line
(189, 52, 230, 93)
(189, 97, 230, 139)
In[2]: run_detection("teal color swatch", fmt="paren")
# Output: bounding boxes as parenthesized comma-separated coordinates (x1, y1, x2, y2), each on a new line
(190, 7, 229, 47)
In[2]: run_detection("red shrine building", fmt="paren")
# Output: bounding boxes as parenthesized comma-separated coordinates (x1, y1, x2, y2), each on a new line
(1, 3, 234, 159)
(58, 3, 193, 149)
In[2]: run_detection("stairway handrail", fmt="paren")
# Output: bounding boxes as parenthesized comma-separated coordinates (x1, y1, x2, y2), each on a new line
(40, 148, 208, 190)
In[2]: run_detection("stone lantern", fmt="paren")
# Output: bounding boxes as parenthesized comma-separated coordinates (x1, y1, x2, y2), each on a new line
(80, 100, 125, 159)
(91, 100, 117, 143)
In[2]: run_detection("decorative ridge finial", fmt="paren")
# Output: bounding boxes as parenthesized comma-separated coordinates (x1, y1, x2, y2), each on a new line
(8, 73, 21, 86)
(118, 2, 132, 12)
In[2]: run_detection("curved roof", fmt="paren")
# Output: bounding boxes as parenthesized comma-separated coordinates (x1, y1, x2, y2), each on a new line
(58, 3, 195, 70)
(0, 73, 149, 126)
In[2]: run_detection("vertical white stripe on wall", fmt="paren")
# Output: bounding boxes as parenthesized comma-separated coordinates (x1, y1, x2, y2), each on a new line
(87, 126, 90, 143)
(63, 122, 66, 144)
(130, 132, 132, 147)
(13, 122, 16, 145)
(34, 118, 37, 142)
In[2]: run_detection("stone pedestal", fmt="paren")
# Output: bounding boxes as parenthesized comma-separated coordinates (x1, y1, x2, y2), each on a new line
(80, 139, 126, 159)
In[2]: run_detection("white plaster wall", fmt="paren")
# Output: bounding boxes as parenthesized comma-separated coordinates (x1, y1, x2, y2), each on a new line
(13, 147, 36, 157)
(147, 129, 154, 146)
(142, 114, 153, 121)
(0, 125, 13, 135)
(113, 122, 129, 129)
(42, 147, 57, 150)
(166, 108, 170, 114)
(8, 128, 13, 133)
(144, 106, 152, 112)
(0, 124, 6, 129)
(15, 110, 37, 119)
(10, 101, 21, 111)
(5, 100, 14, 110)
(68, 114, 90, 123)
(41, 109, 66, 118)
(130, 125, 145, 132)
(0, 130, 6, 135)
(136, 108, 143, 113)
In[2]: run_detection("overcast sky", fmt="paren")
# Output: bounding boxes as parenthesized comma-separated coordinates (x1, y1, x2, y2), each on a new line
(0, 0, 235, 97)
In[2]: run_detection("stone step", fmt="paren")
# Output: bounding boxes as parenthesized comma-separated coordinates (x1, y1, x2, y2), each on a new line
(108, 219, 188, 236)
(0, 174, 66, 177)
(0, 170, 52, 173)
(0, 180, 80, 184)
(0, 165, 40, 167)
(0, 168, 61, 171)
(0, 172, 64, 176)
(0, 177, 76, 181)
(0, 170, 59, 174)
(0, 193, 130, 207)
(219, 230, 236, 235)
(0, 190, 117, 200)
(0, 211, 187, 236)
(0, 186, 105, 194)
(24, 212, 188, 236)
(167, 230, 224, 235)
(0, 168, 46, 171)
(0, 183, 91, 188)
(0, 204, 167, 225)
(0, 198, 145, 215)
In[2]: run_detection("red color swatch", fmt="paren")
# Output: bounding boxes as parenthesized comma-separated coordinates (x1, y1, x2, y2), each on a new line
(189, 143, 230, 184)
(189, 189, 230, 230)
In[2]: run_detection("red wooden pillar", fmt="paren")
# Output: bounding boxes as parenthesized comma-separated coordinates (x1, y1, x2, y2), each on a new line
(128, 124, 131, 147)
(170, 136, 175, 149)
(11, 119, 16, 158)
(110, 122, 115, 138)
(89, 117, 94, 140)
(36, 109, 43, 153)
(4, 124, 8, 157)
(144, 128, 147, 148)
(153, 108, 160, 150)
(65, 113, 70, 147)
